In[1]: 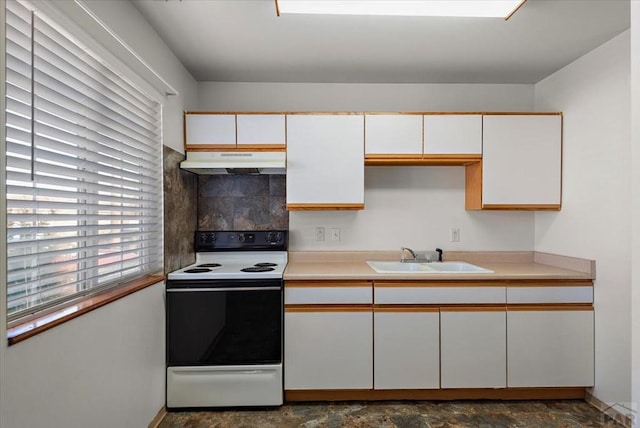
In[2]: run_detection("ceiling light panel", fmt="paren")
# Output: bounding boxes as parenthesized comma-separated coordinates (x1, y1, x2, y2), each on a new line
(276, 0, 526, 18)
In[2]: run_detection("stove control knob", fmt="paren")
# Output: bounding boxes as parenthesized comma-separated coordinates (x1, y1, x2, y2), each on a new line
(266, 232, 281, 244)
(238, 233, 245, 242)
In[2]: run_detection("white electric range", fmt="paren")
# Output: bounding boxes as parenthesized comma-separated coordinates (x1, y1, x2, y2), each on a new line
(166, 230, 287, 409)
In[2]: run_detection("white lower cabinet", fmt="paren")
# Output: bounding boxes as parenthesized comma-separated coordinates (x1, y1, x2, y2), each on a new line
(440, 308, 506, 388)
(284, 309, 373, 390)
(373, 308, 440, 389)
(507, 309, 594, 387)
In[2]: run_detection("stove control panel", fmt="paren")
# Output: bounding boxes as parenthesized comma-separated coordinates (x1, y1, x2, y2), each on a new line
(195, 230, 288, 251)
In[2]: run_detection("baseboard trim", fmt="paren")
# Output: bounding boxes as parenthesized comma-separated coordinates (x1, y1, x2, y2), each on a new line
(585, 392, 632, 428)
(148, 406, 167, 428)
(285, 387, 587, 402)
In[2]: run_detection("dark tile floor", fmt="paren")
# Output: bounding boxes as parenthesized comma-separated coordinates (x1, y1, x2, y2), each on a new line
(159, 400, 624, 428)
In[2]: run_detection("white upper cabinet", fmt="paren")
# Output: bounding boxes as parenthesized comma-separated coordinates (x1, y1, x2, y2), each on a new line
(185, 114, 236, 148)
(365, 114, 422, 156)
(286, 114, 365, 210)
(185, 113, 286, 150)
(480, 114, 562, 208)
(423, 114, 482, 155)
(236, 114, 286, 147)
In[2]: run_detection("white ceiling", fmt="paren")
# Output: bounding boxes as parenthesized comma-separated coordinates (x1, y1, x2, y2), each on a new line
(132, 0, 629, 84)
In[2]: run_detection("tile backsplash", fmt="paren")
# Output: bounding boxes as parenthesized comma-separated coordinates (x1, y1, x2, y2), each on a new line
(198, 174, 288, 231)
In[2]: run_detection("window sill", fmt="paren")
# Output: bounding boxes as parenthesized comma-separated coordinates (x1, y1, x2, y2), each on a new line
(7, 274, 166, 346)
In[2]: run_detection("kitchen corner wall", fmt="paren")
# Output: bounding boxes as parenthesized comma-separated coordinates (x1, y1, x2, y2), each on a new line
(163, 146, 198, 273)
(534, 31, 631, 410)
(196, 82, 536, 251)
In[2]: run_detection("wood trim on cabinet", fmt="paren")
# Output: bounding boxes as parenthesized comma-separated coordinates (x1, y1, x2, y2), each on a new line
(481, 204, 561, 211)
(374, 305, 439, 312)
(507, 304, 594, 311)
(440, 305, 506, 312)
(185, 111, 287, 115)
(465, 161, 483, 210)
(284, 304, 372, 313)
(286, 203, 365, 211)
(505, 0, 528, 21)
(366, 156, 481, 166)
(481, 112, 563, 116)
(374, 281, 504, 288)
(506, 280, 593, 287)
(184, 145, 286, 152)
(286, 281, 371, 288)
(184, 111, 562, 116)
(284, 387, 586, 402)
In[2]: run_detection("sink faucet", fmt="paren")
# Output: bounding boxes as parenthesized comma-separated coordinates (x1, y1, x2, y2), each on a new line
(400, 247, 418, 263)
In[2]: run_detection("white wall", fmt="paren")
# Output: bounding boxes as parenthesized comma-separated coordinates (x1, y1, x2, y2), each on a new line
(631, 2, 640, 426)
(0, 284, 166, 428)
(199, 82, 536, 251)
(534, 31, 631, 410)
(198, 82, 533, 112)
(0, 1, 197, 427)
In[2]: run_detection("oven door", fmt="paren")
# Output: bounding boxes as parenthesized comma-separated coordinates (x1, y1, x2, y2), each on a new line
(166, 279, 282, 366)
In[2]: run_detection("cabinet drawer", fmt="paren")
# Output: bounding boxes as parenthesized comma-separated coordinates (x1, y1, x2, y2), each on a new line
(507, 286, 593, 304)
(374, 285, 505, 304)
(285, 282, 372, 304)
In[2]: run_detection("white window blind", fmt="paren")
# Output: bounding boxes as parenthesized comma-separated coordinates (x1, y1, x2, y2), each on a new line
(4, 0, 163, 322)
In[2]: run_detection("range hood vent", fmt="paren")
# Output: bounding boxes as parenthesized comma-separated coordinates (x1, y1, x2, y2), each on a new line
(180, 151, 286, 175)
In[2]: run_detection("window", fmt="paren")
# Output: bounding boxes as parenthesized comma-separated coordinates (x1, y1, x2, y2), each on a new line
(4, 0, 163, 326)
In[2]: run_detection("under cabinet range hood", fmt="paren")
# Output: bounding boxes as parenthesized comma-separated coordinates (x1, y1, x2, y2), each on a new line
(180, 151, 286, 175)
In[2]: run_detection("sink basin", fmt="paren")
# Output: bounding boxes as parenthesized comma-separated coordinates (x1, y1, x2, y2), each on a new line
(366, 261, 435, 273)
(366, 261, 493, 274)
(426, 261, 493, 273)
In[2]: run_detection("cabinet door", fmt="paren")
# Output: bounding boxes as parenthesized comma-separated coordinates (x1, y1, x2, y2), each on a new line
(286, 114, 364, 209)
(440, 308, 506, 388)
(284, 309, 372, 390)
(507, 308, 594, 387)
(482, 114, 562, 207)
(423, 114, 482, 155)
(237, 114, 286, 148)
(184, 114, 236, 148)
(365, 114, 422, 156)
(374, 308, 440, 389)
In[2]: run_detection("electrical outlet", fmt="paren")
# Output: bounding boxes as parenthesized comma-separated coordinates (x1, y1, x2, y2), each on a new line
(331, 228, 341, 241)
(450, 227, 460, 242)
(316, 227, 325, 241)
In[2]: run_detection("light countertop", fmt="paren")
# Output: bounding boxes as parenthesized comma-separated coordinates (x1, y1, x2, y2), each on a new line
(283, 251, 594, 282)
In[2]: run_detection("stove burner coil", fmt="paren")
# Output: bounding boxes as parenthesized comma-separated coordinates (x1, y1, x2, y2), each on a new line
(184, 268, 212, 273)
(254, 262, 278, 267)
(241, 266, 276, 273)
(197, 263, 222, 268)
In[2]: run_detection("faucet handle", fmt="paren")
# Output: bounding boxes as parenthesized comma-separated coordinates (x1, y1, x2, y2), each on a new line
(400, 247, 417, 262)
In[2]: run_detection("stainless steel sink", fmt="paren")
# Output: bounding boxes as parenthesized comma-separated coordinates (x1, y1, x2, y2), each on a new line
(366, 261, 493, 274)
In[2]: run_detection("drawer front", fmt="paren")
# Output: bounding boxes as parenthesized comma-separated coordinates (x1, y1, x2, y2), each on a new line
(285, 286, 372, 305)
(507, 286, 593, 304)
(374, 286, 505, 304)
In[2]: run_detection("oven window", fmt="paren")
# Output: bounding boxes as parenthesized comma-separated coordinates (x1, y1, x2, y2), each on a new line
(167, 282, 282, 366)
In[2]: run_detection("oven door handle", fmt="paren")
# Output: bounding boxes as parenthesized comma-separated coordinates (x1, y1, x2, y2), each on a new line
(167, 287, 281, 292)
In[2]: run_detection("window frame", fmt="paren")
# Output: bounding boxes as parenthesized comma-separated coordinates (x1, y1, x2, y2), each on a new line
(3, 0, 166, 343)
